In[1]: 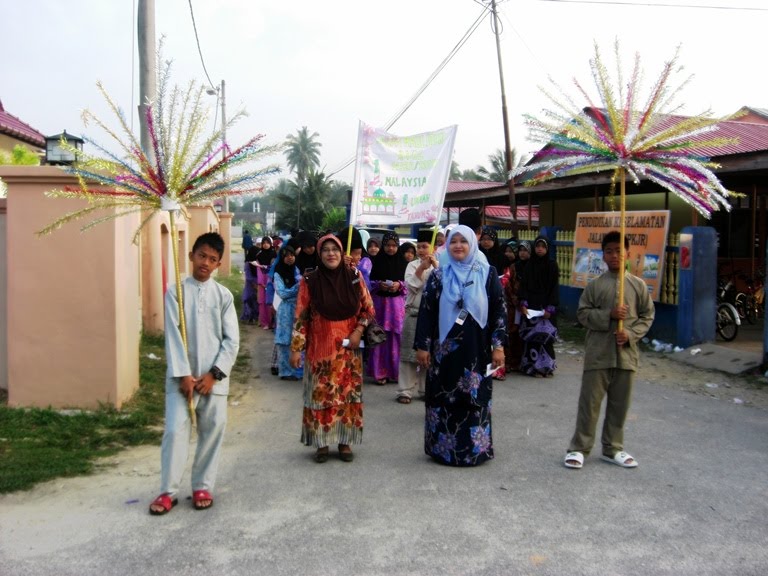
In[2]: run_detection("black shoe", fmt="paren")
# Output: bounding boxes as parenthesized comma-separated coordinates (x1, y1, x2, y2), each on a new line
(270, 367, 279, 375)
(338, 445, 354, 462)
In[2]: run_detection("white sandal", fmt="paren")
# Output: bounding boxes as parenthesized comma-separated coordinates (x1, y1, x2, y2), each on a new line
(564, 451, 584, 469)
(600, 451, 638, 468)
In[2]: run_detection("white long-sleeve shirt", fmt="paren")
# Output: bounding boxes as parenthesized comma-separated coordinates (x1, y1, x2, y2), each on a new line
(164, 276, 240, 395)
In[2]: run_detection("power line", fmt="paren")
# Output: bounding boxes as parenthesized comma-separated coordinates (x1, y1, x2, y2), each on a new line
(187, 0, 217, 90)
(536, 0, 768, 11)
(328, 5, 491, 179)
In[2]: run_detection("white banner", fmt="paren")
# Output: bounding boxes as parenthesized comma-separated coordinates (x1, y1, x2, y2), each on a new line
(350, 121, 457, 226)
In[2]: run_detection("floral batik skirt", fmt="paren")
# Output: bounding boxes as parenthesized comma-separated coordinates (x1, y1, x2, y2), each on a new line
(300, 349, 364, 448)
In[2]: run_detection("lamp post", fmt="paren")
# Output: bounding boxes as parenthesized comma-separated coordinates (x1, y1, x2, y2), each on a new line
(45, 130, 84, 165)
(206, 79, 227, 212)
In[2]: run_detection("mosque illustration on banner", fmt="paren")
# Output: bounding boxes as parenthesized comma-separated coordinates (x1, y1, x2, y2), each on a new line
(360, 159, 396, 216)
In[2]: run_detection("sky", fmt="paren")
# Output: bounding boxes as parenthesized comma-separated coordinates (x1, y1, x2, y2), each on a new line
(2, 0, 767, 187)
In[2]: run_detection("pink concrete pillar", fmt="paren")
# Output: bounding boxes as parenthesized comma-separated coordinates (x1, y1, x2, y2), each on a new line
(218, 212, 233, 278)
(2, 166, 141, 409)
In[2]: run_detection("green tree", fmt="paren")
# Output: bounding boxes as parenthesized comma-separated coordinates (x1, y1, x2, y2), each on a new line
(274, 169, 347, 231)
(475, 148, 521, 182)
(460, 168, 484, 181)
(284, 126, 322, 185)
(321, 207, 348, 233)
(450, 160, 462, 180)
(0, 144, 41, 197)
(0, 144, 40, 166)
(450, 159, 486, 182)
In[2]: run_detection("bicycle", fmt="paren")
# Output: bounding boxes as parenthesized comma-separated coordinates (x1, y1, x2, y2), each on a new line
(716, 276, 740, 341)
(734, 270, 764, 324)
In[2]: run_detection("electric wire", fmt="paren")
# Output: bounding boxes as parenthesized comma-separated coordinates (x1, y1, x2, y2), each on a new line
(327, 4, 492, 179)
(537, 0, 768, 11)
(187, 0, 221, 133)
(187, 0, 217, 90)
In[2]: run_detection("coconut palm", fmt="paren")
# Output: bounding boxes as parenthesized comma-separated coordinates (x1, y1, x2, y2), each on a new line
(274, 168, 346, 231)
(284, 126, 322, 185)
(476, 148, 520, 182)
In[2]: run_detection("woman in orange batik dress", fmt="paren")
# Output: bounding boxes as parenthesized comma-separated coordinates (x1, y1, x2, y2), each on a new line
(290, 234, 376, 463)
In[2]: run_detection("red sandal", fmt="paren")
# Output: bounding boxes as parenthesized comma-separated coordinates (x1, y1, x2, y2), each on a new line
(193, 489, 214, 510)
(149, 493, 178, 516)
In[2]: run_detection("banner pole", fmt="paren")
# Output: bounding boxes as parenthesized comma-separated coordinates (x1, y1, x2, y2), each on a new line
(346, 225, 354, 257)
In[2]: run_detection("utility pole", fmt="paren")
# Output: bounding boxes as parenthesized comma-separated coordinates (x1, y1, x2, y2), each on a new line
(489, 0, 518, 235)
(137, 0, 156, 162)
(137, 0, 163, 333)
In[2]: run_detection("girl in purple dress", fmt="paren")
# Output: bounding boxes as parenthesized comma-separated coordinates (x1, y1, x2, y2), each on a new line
(241, 246, 260, 323)
(255, 237, 276, 329)
(368, 231, 407, 385)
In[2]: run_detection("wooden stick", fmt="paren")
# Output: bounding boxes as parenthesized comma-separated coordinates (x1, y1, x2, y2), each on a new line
(169, 210, 196, 427)
(430, 226, 439, 250)
(346, 225, 354, 257)
(618, 167, 626, 334)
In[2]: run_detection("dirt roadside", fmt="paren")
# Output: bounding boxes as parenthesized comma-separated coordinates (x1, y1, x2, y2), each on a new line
(556, 338, 768, 410)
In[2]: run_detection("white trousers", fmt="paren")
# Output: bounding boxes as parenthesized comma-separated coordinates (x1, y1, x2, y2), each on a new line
(160, 390, 228, 497)
(396, 361, 425, 399)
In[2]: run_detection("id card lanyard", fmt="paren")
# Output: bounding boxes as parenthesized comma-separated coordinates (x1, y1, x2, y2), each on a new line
(452, 273, 474, 326)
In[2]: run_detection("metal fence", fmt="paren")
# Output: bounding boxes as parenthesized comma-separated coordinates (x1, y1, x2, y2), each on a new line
(497, 228, 680, 304)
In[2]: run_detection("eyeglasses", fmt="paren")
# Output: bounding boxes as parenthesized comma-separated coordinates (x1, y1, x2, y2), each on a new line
(321, 247, 341, 254)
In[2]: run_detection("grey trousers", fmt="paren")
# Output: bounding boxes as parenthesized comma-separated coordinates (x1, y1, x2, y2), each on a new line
(160, 391, 228, 497)
(567, 368, 633, 457)
(396, 360, 426, 399)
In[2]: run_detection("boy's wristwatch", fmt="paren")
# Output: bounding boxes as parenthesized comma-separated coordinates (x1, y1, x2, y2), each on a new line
(210, 366, 226, 381)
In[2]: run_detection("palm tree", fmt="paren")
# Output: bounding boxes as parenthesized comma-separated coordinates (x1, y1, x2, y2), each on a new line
(284, 126, 322, 185)
(450, 160, 462, 180)
(460, 168, 485, 181)
(274, 168, 346, 231)
(476, 148, 516, 182)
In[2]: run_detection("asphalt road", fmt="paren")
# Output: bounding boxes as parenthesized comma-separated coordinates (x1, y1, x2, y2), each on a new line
(1, 325, 767, 576)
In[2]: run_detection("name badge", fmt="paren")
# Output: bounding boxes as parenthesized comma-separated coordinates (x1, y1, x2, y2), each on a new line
(455, 309, 469, 325)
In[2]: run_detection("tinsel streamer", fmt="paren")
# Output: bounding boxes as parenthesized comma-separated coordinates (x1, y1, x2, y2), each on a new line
(513, 41, 738, 326)
(38, 44, 283, 426)
(512, 42, 733, 218)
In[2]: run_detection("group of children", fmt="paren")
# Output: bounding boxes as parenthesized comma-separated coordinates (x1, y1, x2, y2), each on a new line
(149, 223, 654, 514)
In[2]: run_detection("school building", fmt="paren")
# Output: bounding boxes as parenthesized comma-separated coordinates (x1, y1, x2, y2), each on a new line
(444, 106, 768, 344)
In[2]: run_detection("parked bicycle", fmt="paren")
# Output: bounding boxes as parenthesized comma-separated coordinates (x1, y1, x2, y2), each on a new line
(716, 278, 740, 341)
(734, 270, 764, 324)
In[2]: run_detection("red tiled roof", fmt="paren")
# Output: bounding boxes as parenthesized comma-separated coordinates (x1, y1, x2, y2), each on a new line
(446, 180, 506, 193)
(0, 100, 45, 148)
(485, 205, 539, 222)
(649, 113, 768, 157)
(443, 205, 538, 222)
(527, 107, 768, 166)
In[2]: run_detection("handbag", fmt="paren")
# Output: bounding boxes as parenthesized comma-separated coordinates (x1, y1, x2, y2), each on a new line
(364, 319, 387, 347)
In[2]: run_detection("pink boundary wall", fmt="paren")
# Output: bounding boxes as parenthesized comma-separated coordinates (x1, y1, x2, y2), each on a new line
(3, 166, 141, 409)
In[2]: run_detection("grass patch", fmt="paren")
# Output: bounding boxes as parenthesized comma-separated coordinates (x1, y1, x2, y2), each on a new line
(0, 333, 167, 493)
(218, 269, 244, 319)
(557, 316, 586, 345)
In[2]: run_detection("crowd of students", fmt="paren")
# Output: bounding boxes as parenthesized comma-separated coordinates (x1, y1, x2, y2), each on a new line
(149, 218, 654, 514)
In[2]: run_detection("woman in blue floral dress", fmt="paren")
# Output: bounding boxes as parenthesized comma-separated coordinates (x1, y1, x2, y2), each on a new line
(415, 225, 507, 467)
